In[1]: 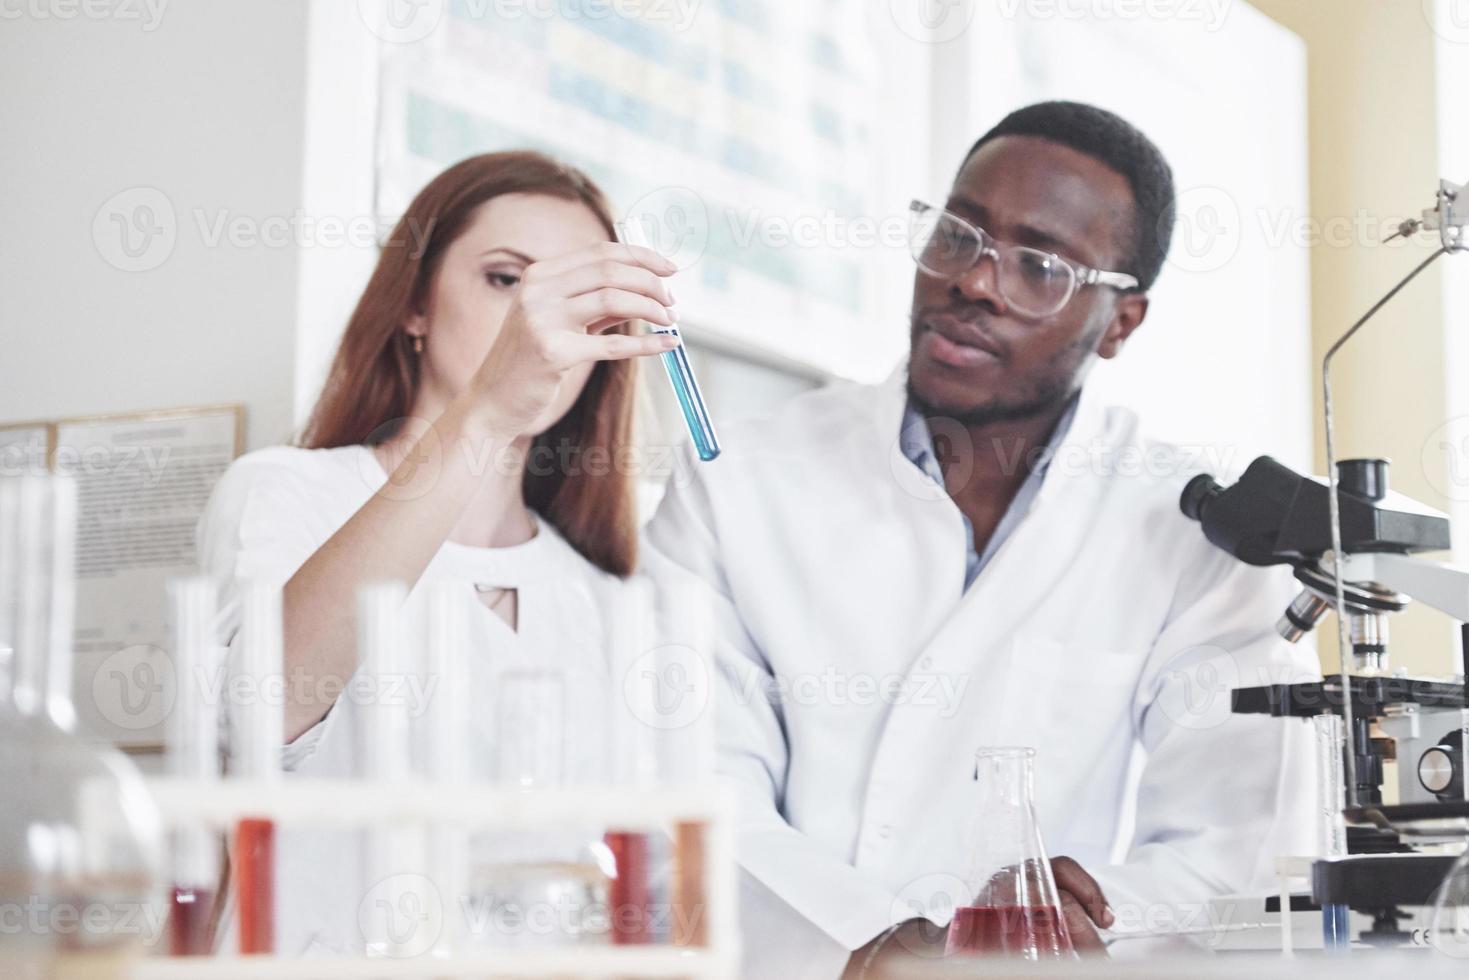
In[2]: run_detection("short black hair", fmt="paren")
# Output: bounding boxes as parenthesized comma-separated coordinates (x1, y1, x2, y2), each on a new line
(962, 101, 1175, 292)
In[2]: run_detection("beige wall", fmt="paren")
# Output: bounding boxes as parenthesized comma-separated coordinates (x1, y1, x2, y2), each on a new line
(1249, 0, 1456, 675)
(1251, 0, 1457, 678)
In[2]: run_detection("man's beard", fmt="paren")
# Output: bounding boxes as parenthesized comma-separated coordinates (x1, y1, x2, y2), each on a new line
(905, 372, 1071, 429)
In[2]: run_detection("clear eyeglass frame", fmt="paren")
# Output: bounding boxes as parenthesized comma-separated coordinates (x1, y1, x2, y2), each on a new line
(907, 199, 1140, 318)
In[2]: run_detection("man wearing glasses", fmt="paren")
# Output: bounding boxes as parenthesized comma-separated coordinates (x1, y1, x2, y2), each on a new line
(645, 101, 1316, 977)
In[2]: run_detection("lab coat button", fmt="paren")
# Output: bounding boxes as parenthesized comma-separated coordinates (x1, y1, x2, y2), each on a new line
(919, 656, 934, 669)
(878, 824, 893, 839)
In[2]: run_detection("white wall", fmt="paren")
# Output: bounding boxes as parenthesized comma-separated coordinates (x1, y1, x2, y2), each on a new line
(924, 3, 1313, 474)
(0, 2, 312, 449)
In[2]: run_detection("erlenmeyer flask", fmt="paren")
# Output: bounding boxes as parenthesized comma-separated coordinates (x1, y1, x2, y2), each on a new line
(0, 475, 163, 980)
(947, 747, 1076, 959)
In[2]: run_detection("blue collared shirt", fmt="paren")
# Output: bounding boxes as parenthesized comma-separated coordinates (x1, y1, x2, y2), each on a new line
(898, 395, 1079, 591)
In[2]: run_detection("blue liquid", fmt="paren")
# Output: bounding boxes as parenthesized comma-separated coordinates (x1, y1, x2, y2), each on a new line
(1322, 903, 1350, 952)
(653, 327, 720, 461)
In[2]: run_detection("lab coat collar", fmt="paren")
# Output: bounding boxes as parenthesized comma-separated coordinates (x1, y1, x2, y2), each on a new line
(875, 361, 1109, 508)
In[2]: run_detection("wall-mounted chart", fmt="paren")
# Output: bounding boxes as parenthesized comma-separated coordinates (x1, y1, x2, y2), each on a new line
(375, 2, 920, 383)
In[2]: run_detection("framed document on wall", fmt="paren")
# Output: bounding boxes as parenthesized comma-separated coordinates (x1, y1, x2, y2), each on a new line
(4, 404, 245, 749)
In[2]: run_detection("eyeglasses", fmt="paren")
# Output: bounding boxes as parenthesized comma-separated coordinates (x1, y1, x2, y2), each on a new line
(907, 200, 1140, 318)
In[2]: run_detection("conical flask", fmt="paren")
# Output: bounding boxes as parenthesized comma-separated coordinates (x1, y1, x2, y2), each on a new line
(0, 474, 163, 980)
(947, 747, 1076, 959)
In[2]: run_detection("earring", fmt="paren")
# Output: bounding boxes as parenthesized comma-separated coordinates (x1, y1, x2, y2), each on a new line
(412, 335, 424, 355)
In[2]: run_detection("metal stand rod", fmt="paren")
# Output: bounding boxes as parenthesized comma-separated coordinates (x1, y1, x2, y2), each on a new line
(1321, 246, 1447, 808)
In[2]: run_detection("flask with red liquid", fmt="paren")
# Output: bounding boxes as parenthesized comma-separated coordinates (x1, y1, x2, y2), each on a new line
(946, 747, 1076, 960)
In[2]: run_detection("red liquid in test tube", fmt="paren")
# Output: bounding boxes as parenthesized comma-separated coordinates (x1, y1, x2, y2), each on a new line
(234, 819, 275, 954)
(605, 831, 653, 944)
(168, 885, 217, 956)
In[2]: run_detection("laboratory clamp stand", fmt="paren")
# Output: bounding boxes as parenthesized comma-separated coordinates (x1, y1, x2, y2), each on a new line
(1179, 179, 1469, 953)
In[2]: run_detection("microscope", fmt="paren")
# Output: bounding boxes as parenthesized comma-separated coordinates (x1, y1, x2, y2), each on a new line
(1178, 179, 1469, 950)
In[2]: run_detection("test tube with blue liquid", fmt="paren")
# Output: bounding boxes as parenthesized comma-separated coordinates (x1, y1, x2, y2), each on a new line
(620, 213, 721, 461)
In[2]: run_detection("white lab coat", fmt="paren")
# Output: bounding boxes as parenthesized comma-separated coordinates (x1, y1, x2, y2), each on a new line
(643, 368, 1319, 977)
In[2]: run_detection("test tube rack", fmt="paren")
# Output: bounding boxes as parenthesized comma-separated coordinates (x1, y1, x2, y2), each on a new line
(130, 776, 739, 979)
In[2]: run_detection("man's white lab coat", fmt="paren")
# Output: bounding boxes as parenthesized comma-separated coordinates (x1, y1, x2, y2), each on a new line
(643, 369, 1319, 977)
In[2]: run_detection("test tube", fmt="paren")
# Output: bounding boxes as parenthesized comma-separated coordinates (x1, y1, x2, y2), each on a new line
(233, 579, 282, 955)
(167, 576, 221, 956)
(0, 478, 20, 705)
(1313, 713, 1347, 859)
(356, 581, 422, 959)
(606, 580, 659, 945)
(619, 219, 721, 462)
(651, 327, 721, 462)
(660, 579, 716, 949)
(12, 475, 78, 728)
(424, 583, 469, 954)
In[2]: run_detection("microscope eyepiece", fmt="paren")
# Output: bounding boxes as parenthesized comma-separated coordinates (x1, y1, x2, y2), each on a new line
(1179, 473, 1223, 523)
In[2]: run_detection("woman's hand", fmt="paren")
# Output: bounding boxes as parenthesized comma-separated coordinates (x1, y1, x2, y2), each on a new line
(464, 241, 680, 439)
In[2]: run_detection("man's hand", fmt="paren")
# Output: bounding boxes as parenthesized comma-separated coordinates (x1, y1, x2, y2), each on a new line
(1052, 855, 1114, 955)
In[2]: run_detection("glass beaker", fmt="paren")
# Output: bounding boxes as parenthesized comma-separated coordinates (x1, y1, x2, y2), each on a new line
(0, 475, 164, 980)
(947, 747, 1076, 959)
(462, 668, 611, 948)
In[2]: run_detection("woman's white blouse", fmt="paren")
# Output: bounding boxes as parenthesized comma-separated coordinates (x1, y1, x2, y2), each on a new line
(195, 443, 635, 953)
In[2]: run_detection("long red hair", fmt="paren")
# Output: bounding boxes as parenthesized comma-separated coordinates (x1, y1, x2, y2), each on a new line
(300, 151, 639, 576)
